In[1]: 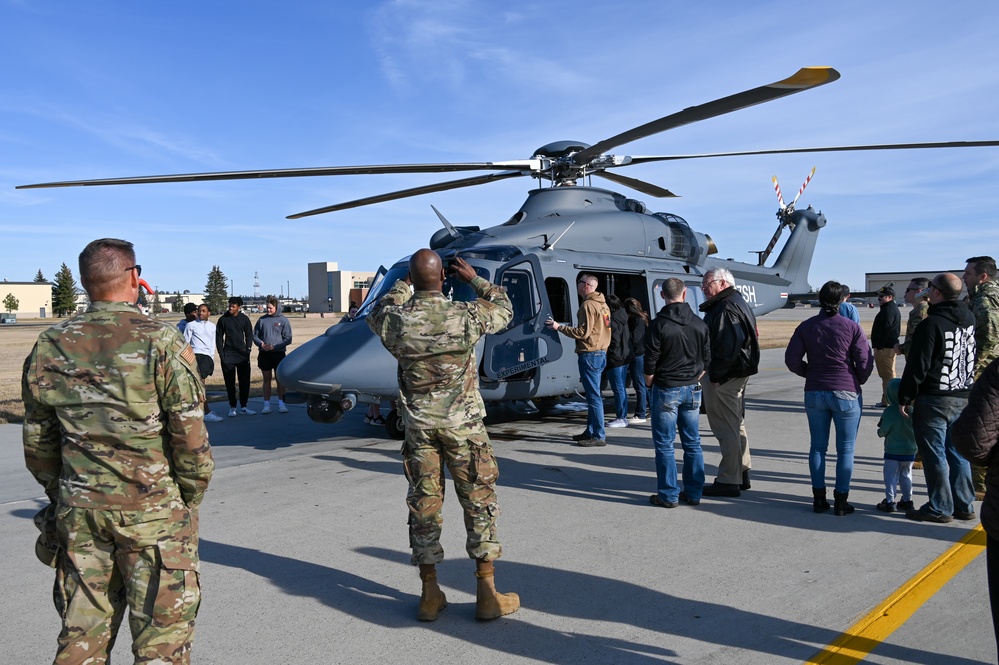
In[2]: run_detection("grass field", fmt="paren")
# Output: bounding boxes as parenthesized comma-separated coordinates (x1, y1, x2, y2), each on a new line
(0, 311, 870, 424)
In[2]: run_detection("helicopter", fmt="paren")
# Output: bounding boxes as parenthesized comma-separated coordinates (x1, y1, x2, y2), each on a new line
(18, 66, 999, 438)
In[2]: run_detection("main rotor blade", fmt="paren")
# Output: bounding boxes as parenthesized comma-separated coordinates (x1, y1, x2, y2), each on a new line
(572, 67, 840, 163)
(287, 171, 526, 219)
(16, 160, 541, 189)
(625, 140, 999, 164)
(593, 171, 678, 198)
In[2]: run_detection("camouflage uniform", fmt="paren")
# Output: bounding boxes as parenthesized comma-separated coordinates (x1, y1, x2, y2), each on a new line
(970, 280, 999, 494)
(901, 300, 929, 358)
(23, 301, 214, 665)
(367, 276, 513, 564)
(971, 280, 999, 378)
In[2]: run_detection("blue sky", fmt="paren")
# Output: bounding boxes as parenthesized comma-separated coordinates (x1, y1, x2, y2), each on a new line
(3, 1, 998, 299)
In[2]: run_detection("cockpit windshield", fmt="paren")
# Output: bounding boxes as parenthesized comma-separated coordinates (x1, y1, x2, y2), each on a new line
(354, 255, 490, 318)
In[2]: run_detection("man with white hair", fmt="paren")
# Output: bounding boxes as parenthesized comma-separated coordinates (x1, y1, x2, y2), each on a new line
(699, 267, 760, 497)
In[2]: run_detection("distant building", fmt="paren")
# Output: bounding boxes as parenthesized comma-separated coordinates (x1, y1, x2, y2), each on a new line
(0, 281, 53, 318)
(863, 270, 967, 306)
(307, 262, 376, 313)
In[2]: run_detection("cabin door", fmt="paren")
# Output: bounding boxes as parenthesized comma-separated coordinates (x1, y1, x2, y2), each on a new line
(482, 254, 564, 381)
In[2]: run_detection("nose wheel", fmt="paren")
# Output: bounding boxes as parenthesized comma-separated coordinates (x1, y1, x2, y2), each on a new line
(386, 409, 405, 440)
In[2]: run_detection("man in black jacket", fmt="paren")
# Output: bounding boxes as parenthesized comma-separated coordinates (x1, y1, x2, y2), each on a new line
(699, 267, 760, 498)
(644, 278, 711, 507)
(871, 285, 901, 407)
(216, 296, 256, 417)
(899, 273, 976, 523)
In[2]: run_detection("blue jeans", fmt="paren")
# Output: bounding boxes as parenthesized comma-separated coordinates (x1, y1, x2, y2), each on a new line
(629, 355, 649, 418)
(578, 351, 607, 440)
(651, 384, 704, 502)
(608, 364, 628, 420)
(912, 394, 975, 517)
(804, 390, 861, 494)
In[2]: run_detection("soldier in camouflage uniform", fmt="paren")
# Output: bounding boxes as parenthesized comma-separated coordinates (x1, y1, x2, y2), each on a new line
(367, 250, 519, 622)
(964, 256, 999, 497)
(23, 238, 214, 664)
(896, 277, 930, 359)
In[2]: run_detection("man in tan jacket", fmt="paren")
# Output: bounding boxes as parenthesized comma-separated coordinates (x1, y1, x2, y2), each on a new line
(547, 273, 611, 446)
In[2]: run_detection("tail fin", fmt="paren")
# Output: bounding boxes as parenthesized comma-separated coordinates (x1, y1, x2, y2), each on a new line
(772, 207, 826, 292)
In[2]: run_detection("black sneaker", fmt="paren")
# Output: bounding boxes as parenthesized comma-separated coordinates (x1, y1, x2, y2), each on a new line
(897, 500, 915, 511)
(906, 508, 952, 523)
(876, 499, 896, 513)
(575, 437, 606, 447)
(571, 431, 591, 441)
(953, 509, 977, 521)
(649, 494, 679, 508)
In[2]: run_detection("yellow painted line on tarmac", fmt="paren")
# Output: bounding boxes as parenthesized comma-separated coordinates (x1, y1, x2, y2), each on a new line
(805, 524, 987, 665)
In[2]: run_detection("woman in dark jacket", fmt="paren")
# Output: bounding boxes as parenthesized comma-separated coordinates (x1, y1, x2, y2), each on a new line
(625, 298, 650, 422)
(952, 356, 999, 658)
(605, 295, 632, 428)
(785, 281, 875, 515)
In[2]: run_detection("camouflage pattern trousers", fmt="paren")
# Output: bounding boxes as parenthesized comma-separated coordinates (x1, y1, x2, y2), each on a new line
(403, 422, 503, 564)
(51, 505, 201, 664)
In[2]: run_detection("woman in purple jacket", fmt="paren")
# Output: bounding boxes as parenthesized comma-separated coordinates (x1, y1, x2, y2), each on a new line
(785, 281, 875, 515)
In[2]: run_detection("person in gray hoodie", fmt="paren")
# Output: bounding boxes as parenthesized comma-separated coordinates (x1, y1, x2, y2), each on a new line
(253, 295, 293, 414)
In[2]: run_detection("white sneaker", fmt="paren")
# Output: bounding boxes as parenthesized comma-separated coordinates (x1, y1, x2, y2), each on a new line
(363, 416, 373, 424)
(628, 416, 647, 424)
(240, 407, 256, 416)
(228, 408, 238, 418)
(204, 412, 224, 422)
(278, 403, 288, 413)
(607, 418, 629, 428)
(261, 404, 272, 414)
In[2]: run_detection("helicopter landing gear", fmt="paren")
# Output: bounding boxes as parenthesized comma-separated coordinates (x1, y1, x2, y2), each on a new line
(386, 409, 405, 440)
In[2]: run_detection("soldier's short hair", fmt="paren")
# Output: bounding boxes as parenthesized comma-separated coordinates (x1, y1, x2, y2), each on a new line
(661, 277, 686, 301)
(704, 267, 735, 287)
(578, 273, 598, 288)
(266, 295, 279, 308)
(79, 238, 135, 297)
(966, 256, 997, 279)
(909, 276, 930, 290)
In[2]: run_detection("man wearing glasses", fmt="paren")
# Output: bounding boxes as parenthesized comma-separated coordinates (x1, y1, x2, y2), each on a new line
(896, 277, 930, 359)
(547, 274, 611, 446)
(698, 267, 760, 497)
(898, 273, 977, 523)
(23, 238, 213, 661)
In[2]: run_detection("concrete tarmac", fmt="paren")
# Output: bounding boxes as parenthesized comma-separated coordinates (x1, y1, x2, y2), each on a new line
(2, 342, 994, 664)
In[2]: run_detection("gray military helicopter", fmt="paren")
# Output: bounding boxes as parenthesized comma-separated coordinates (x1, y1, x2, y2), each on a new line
(18, 67, 999, 437)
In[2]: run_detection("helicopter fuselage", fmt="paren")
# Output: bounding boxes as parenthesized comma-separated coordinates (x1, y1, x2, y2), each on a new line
(276, 186, 825, 429)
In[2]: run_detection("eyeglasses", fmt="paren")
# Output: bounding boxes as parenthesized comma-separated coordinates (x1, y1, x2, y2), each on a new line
(905, 287, 919, 292)
(701, 278, 722, 288)
(930, 281, 945, 291)
(124, 265, 142, 277)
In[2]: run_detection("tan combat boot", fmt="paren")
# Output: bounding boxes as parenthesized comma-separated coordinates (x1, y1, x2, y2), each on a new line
(417, 564, 447, 622)
(474, 560, 520, 620)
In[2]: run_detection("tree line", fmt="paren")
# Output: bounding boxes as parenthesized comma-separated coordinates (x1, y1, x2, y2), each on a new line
(29, 265, 231, 317)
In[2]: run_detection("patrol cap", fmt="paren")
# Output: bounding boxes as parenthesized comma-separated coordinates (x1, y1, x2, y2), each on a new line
(33, 505, 58, 568)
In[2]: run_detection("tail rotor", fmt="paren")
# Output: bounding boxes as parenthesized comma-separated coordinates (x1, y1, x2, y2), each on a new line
(756, 167, 817, 265)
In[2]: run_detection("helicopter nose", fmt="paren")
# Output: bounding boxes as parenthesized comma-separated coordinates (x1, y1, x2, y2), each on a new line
(277, 317, 396, 398)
